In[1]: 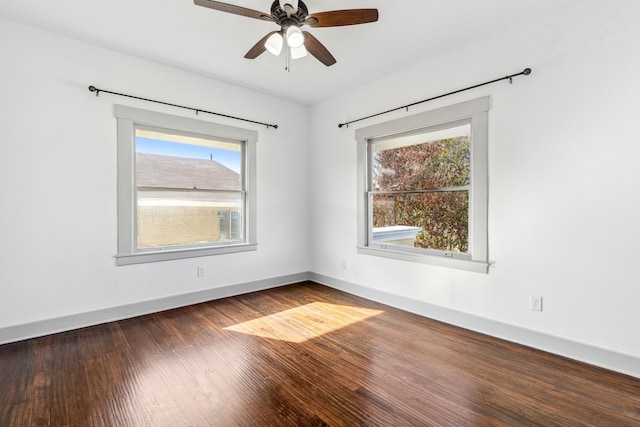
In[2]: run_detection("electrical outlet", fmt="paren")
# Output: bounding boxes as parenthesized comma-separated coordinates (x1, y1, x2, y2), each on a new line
(197, 266, 205, 277)
(529, 295, 543, 311)
(341, 259, 347, 269)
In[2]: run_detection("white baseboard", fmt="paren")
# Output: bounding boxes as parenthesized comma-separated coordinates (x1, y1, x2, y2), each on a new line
(309, 272, 640, 379)
(3, 271, 638, 379)
(0, 272, 310, 346)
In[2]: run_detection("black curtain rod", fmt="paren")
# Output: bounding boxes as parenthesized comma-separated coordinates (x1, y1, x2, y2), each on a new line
(338, 67, 532, 128)
(88, 85, 278, 129)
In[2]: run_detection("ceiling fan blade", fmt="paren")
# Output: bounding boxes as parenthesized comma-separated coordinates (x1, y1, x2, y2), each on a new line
(194, 0, 273, 22)
(244, 31, 278, 59)
(302, 31, 336, 66)
(306, 9, 378, 28)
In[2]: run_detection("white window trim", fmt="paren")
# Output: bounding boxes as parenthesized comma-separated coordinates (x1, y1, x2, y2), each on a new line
(115, 105, 258, 266)
(355, 97, 489, 273)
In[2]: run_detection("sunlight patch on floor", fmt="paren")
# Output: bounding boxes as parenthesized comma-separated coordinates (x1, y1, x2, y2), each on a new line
(223, 302, 384, 343)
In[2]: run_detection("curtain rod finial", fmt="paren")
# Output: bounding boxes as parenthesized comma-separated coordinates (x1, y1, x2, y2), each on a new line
(523, 68, 532, 75)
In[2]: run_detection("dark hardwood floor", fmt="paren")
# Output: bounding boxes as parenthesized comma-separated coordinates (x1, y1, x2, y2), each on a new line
(1, 282, 639, 426)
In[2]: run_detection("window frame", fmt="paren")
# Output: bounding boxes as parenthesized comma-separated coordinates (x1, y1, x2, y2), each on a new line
(115, 105, 258, 266)
(355, 97, 489, 273)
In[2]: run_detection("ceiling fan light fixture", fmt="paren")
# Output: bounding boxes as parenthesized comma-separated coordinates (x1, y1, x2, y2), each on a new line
(290, 44, 308, 59)
(286, 26, 305, 48)
(265, 32, 283, 55)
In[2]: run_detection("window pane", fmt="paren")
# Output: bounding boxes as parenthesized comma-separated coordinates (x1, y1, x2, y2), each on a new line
(135, 128, 244, 249)
(136, 190, 243, 248)
(372, 124, 470, 191)
(372, 191, 469, 253)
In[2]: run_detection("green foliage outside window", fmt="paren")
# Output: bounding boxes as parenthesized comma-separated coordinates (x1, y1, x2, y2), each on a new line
(373, 136, 470, 253)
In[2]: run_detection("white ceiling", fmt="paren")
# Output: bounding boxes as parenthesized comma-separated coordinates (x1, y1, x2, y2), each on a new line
(0, 0, 572, 105)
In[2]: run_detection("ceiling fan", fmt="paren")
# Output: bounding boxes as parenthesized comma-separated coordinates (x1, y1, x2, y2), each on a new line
(194, 0, 379, 68)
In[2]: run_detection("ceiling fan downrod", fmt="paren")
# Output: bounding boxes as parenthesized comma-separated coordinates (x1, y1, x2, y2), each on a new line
(279, 0, 298, 17)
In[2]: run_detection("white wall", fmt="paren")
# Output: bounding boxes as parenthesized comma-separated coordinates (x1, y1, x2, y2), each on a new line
(0, 18, 310, 329)
(309, 0, 640, 365)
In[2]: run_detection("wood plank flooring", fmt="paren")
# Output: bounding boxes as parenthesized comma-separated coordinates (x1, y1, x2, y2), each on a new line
(1, 282, 639, 426)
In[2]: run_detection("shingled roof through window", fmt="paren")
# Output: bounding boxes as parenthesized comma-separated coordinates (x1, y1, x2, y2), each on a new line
(136, 152, 240, 191)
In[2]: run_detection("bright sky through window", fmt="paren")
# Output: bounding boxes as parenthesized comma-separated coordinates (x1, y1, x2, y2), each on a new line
(136, 137, 242, 173)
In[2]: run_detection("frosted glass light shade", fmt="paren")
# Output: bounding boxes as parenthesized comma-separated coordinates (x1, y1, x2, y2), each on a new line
(290, 44, 308, 59)
(286, 26, 304, 48)
(265, 32, 283, 55)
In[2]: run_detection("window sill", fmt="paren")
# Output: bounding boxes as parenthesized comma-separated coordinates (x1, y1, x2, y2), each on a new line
(356, 246, 488, 273)
(116, 243, 257, 266)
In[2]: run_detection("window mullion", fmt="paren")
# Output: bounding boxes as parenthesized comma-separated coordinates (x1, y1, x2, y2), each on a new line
(371, 186, 470, 196)
(137, 186, 243, 194)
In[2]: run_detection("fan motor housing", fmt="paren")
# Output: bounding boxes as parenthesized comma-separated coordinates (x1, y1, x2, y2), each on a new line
(270, 0, 309, 27)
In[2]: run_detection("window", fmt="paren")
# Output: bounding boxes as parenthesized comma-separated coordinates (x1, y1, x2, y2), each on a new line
(115, 106, 257, 265)
(356, 97, 489, 273)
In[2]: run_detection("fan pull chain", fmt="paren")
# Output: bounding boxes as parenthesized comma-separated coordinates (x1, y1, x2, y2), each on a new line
(285, 46, 291, 72)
